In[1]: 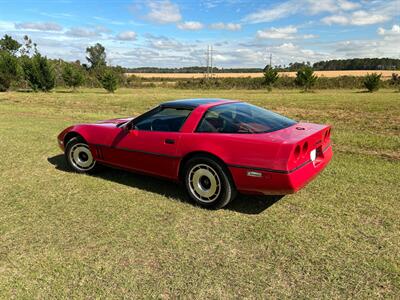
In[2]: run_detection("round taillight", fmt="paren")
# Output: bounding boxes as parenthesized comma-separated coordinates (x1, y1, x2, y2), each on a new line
(302, 142, 308, 155)
(294, 145, 301, 160)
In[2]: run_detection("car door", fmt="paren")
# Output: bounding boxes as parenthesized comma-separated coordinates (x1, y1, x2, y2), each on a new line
(107, 107, 192, 179)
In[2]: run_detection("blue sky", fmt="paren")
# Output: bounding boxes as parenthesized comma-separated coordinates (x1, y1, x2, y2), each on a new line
(0, 0, 399, 67)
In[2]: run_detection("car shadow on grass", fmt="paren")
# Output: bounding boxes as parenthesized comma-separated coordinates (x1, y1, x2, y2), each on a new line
(47, 154, 283, 215)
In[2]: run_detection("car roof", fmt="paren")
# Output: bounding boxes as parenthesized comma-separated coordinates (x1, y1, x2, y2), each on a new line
(161, 98, 236, 109)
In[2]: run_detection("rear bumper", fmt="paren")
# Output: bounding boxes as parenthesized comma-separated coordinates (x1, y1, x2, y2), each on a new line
(229, 145, 333, 195)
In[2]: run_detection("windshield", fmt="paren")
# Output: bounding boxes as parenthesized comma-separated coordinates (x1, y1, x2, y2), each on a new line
(196, 102, 297, 134)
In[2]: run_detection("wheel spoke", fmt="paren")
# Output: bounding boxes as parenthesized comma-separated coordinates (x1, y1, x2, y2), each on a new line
(69, 143, 96, 171)
(187, 163, 221, 203)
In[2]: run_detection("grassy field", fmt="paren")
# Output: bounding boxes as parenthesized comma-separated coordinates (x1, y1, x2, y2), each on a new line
(126, 70, 397, 79)
(0, 88, 399, 298)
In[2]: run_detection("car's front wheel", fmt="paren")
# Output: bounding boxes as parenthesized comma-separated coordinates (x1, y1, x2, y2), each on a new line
(184, 156, 237, 209)
(65, 137, 97, 173)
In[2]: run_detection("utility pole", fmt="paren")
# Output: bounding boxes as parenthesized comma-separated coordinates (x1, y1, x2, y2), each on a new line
(269, 53, 272, 68)
(205, 45, 214, 78)
(210, 45, 213, 78)
(206, 45, 210, 78)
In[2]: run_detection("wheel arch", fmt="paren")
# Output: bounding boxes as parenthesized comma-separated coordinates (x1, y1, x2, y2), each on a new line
(64, 131, 87, 146)
(178, 151, 235, 186)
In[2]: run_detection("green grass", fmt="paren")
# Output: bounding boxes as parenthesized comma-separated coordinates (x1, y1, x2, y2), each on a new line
(0, 88, 399, 298)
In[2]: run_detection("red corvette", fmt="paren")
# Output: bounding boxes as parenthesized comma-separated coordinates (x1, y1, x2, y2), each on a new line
(57, 99, 332, 209)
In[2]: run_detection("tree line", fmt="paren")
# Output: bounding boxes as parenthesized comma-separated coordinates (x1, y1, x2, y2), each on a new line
(1, 33, 399, 93)
(0, 34, 122, 92)
(125, 67, 263, 73)
(175, 66, 400, 92)
(125, 58, 400, 73)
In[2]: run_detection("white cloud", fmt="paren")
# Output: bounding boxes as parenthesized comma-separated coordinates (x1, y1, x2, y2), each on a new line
(146, 0, 182, 24)
(338, 0, 360, 11)
(0, 21, 14, 31)
(308, 0, 338, 14)
(146, 35, 183, 50)
(242, 1, 302, 23)
(209, 22, 241, 31)
(242, 0, 360, 23)
(276, 42, 297, 51)
(256, 26, 297, 39)
(322, 10, 389, 26)
(377, 24, 400, 43)
(65, 27, 100, 37)
(15, 22, 62, 31)
(94, 25, 111, 33)
(116, 31, 137, 41)
(322, 15, 349, 25)
(177, 21, 204, 30)
(333, 40, 382, 57)
(303, 34, 318, 39)
(256, 26, 317, 40)
(378, 24, 400, 36)
(308, 0, 359, 14)
(351, 10, 389, 25)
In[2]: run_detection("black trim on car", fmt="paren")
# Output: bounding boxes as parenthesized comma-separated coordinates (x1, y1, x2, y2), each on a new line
(91, 143, 181, 159)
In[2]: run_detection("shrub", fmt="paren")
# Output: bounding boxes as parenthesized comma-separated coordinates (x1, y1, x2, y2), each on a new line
(100, 70, 118, 93)
(22, 53, 55, 92)
(174, 74, 392, 90)
(62, 63, 84, 89)
(390, 73, 400, 91)
(0, 72, 13, 92)
(0, 51, 20, 92)
(364, 73, 381, 92)
(295, 66, 318, 91)
(263, 67, 279, 91)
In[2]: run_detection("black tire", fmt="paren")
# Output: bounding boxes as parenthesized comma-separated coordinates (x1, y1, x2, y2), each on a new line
(184, 155, 237, 209)
(65, 137, 98, 173)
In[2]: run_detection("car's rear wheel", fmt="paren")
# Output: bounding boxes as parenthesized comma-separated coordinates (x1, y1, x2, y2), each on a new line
(65, 137, 97, 173)
(184, 156, 236, 209)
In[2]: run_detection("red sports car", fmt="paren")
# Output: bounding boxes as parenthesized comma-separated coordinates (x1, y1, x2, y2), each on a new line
(57, 99, 332, 209)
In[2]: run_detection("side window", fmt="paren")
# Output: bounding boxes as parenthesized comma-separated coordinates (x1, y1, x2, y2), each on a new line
(197, 109, 237, 133)
(134, 108, 192, 132)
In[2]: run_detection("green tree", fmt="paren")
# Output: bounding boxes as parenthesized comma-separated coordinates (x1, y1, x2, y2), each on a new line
(100, 70, 118, 93)
(0, 34, 21, 54)
(295, 66, 318, 91)
(62, 63, 84, 90)
(86, 43, 106, 70)
(20, 35, 36, 56)
(363, 73, 381, 92)
(0, 51, 20, 92)
(263, 66, 279, 91)
(22, 53, 55, 92)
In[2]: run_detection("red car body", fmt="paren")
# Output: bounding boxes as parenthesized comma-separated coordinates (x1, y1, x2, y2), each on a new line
(58, 99, 332, 195)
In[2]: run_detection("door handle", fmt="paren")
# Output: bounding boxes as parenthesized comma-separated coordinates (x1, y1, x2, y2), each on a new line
(165, 139, 175, 144)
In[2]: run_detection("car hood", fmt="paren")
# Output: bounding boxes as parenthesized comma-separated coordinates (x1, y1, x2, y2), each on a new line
(96, 117, 134, 125)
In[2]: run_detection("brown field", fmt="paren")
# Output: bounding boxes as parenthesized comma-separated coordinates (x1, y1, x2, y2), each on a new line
(126, 70, 396, 79)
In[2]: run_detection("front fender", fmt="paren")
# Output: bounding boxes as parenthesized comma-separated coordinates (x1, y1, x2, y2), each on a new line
(57, 125, 92, 151)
